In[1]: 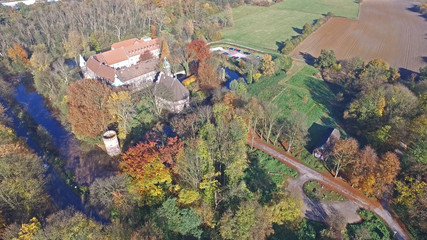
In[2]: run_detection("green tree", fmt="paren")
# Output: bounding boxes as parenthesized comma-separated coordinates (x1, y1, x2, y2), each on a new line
(34, 209, 104, 240)
(302, 23, 313, 36)
(419, 65, 427, 81)
(89, 34, 101, 52)
(219, 200, 273, 240)
(283, 111, 309, 153)
(155, 198, 202, 239)
(268, 196, 302, 226)
(314, 49, 336, 69)
(0, 153, 48, 221)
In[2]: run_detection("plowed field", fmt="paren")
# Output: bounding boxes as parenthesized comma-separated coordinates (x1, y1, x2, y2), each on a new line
(291, 0, 427, 72)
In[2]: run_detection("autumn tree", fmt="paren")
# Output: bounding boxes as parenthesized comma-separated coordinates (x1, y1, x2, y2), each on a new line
(67, 79, 113, 140)
(330, 138, 359, 178)
(7, 43, 29, 72)
(120, 138, 183, 205)
(63, 31, 88, 63)
(261, 54, 275, 76)
(349, 146, 378, 195)
(160, 40, 170, 59)
(197, 60, 219, 90)
(29, 44, 52, 72)
(395, 177, 426, 207)
(345, 84, 417, 148)
(186, 40, 211, 62)
(374, 152, 400, 197)
(7, 43, 29, 65)
(13, 217, 41, 240)
(267, 196, 302, 226)
(107, 91, 136, 140)
(89, 174, 134, 219)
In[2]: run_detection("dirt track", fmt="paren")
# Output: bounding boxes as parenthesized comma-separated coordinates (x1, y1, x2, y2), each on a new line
(291, 0, 427, 73)
(248, 135, 410, 240)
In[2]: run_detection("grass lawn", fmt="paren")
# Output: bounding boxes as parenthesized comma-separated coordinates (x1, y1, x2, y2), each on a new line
(245, 149, 298, 203)
(249, 65, 340, 129)
(247, 64, 344, 173)
(304, 180, 346, 202)
(274, 65, 336, 126)
(222, 0, 359, 51)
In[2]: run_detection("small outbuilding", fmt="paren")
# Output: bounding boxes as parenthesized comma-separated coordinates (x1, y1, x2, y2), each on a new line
(312, 128, 341, 161)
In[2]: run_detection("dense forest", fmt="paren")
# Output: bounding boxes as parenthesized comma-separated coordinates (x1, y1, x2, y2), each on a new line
(0, 0, 425, 239)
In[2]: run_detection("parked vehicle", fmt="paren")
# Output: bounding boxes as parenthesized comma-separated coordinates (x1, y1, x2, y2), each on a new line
(223, 52, 229, 55)
(244, 51, 251, 55)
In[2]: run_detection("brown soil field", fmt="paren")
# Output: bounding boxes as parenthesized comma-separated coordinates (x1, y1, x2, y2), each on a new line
(291, 0, 427, 73)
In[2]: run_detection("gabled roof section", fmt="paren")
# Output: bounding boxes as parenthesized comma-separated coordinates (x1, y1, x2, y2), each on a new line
(111, 38, 140, 50)
(86, 56, 115, 83)
(116, 59, 158, 82)
(99, 37, 161, 66)
(101, 49, 129, 66)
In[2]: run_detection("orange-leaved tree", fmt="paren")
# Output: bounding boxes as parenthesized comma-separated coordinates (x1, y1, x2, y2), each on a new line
(160, 40, 170, 59)
(7, 43, 29, 65)
(186, 40, 211, 62)
(330, 138, 359, 178)
(67, 79, 113, 140)
(374, 152, 400, 197)
(348, 146, 378, 195)
(120, 137, 183, 204)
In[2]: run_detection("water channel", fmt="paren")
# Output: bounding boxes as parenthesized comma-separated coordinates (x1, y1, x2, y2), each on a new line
(1, 83, 105, 222)
(224, 68, 246, 89)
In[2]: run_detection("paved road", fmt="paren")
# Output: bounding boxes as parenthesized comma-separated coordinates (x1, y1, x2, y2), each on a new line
(248, 136, 410, 240)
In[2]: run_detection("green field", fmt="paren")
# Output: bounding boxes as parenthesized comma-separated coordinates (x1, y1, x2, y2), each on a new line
(248, 64, 344, 173)
(248, 65, 339, 129)
(222, 0, 359, 50)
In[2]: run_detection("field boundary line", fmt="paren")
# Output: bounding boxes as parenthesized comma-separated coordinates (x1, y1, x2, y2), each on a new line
(272, 87, 288, 102)
(208, 40, 278, 55)
(279, 62, 306, 85)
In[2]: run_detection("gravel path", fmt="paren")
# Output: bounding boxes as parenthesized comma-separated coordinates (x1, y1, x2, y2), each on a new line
(249, 136, 410, 240)
(287, 173, 361, 224)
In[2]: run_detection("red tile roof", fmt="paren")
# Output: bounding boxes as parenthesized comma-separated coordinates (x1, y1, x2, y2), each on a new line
(86, 57, 115, 83)
(98, 37, 161, 66)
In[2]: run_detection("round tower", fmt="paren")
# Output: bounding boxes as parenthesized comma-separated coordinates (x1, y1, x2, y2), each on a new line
(102, 130, 121, 156)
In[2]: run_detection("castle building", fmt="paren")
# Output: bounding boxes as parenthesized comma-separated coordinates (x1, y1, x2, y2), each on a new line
(80, 37, 189, 113)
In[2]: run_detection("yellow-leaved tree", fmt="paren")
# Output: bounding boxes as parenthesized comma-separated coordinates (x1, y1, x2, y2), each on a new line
(13, 217, 41, 240)
(107, 91, 135, 140)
